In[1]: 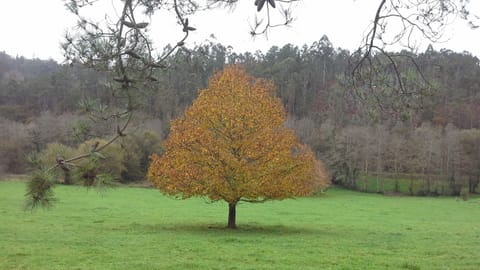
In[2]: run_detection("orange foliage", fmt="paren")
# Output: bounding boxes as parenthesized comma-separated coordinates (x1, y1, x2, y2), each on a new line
(148, 66, 328, 204)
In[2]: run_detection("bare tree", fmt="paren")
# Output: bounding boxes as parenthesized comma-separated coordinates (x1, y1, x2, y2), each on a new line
(348, 0, 478, 113)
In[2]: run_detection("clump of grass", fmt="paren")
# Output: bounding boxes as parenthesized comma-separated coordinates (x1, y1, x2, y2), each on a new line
(401, 262, 421, 270)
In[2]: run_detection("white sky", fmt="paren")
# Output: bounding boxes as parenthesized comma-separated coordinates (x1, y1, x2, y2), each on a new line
(0, 0, 479, 62)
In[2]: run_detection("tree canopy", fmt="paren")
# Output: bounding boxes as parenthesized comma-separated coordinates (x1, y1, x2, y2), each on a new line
(148, 66, 328, 228)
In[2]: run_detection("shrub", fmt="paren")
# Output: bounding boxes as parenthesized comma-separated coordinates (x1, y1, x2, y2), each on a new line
(36, 142, 76, 184)
(119, 130, 162, 182)
(75, 139, 126, 183)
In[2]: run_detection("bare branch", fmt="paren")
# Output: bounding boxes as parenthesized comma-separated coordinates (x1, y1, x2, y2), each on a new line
(348, 0, 478, 114)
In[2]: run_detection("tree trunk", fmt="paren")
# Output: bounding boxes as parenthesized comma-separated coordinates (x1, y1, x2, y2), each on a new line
(474, 176, 479, 194)
(409, 179, 414, 195)
(469, 176, 479, 194)
(61, 167, 72, 185)
(394, 177, 399, 193)
(227, 202, 237, 229)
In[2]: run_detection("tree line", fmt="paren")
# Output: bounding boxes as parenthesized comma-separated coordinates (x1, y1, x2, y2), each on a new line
(0, 36, 479, 195)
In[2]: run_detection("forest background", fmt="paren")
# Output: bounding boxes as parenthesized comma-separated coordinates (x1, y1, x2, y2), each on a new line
(1, 36, 479, 196)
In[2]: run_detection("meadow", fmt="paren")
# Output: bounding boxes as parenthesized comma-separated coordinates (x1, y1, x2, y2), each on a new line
(1, 180, 479, 270)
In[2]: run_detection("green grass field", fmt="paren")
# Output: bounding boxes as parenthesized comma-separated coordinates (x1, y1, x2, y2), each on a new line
(352, 174, 469, 195)
(1, 180, 479, 270)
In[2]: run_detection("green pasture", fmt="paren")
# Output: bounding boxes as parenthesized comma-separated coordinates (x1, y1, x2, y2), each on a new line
(1, 180, 479, 269)
(352, 174, 474, 196)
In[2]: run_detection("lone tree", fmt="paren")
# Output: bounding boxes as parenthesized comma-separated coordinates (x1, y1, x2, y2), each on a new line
(27, 0, 477, 208)
(148, 66, 328, 229)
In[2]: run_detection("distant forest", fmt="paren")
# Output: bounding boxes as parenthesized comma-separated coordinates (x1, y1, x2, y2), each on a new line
(1, 35, 479, 196)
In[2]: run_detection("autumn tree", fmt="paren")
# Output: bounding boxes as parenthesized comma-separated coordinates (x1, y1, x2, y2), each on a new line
(148, 66, 328, 229)
(24, 0, 478, 206)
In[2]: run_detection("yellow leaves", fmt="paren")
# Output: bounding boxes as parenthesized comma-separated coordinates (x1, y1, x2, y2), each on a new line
(147, 65, 329, 203)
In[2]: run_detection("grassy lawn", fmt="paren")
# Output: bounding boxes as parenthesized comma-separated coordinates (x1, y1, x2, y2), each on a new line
(355, 174, 474, 196)
(1, 180, 479, 270)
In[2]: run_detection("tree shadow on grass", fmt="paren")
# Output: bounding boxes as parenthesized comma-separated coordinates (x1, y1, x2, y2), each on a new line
(125, 222, 328, 236)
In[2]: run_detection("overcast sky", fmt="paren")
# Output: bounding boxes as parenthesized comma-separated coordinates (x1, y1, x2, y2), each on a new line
(1, 0, 479, 62)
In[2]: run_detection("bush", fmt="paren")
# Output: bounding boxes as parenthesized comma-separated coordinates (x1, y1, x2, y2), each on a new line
(30, 130, 163, 184)
(119, 130, 162, 182)
(460, 187, 469, 201)
(118, 136, 143, 182)
(36, 142, 76, 184)
(75, 139, 126, 183)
